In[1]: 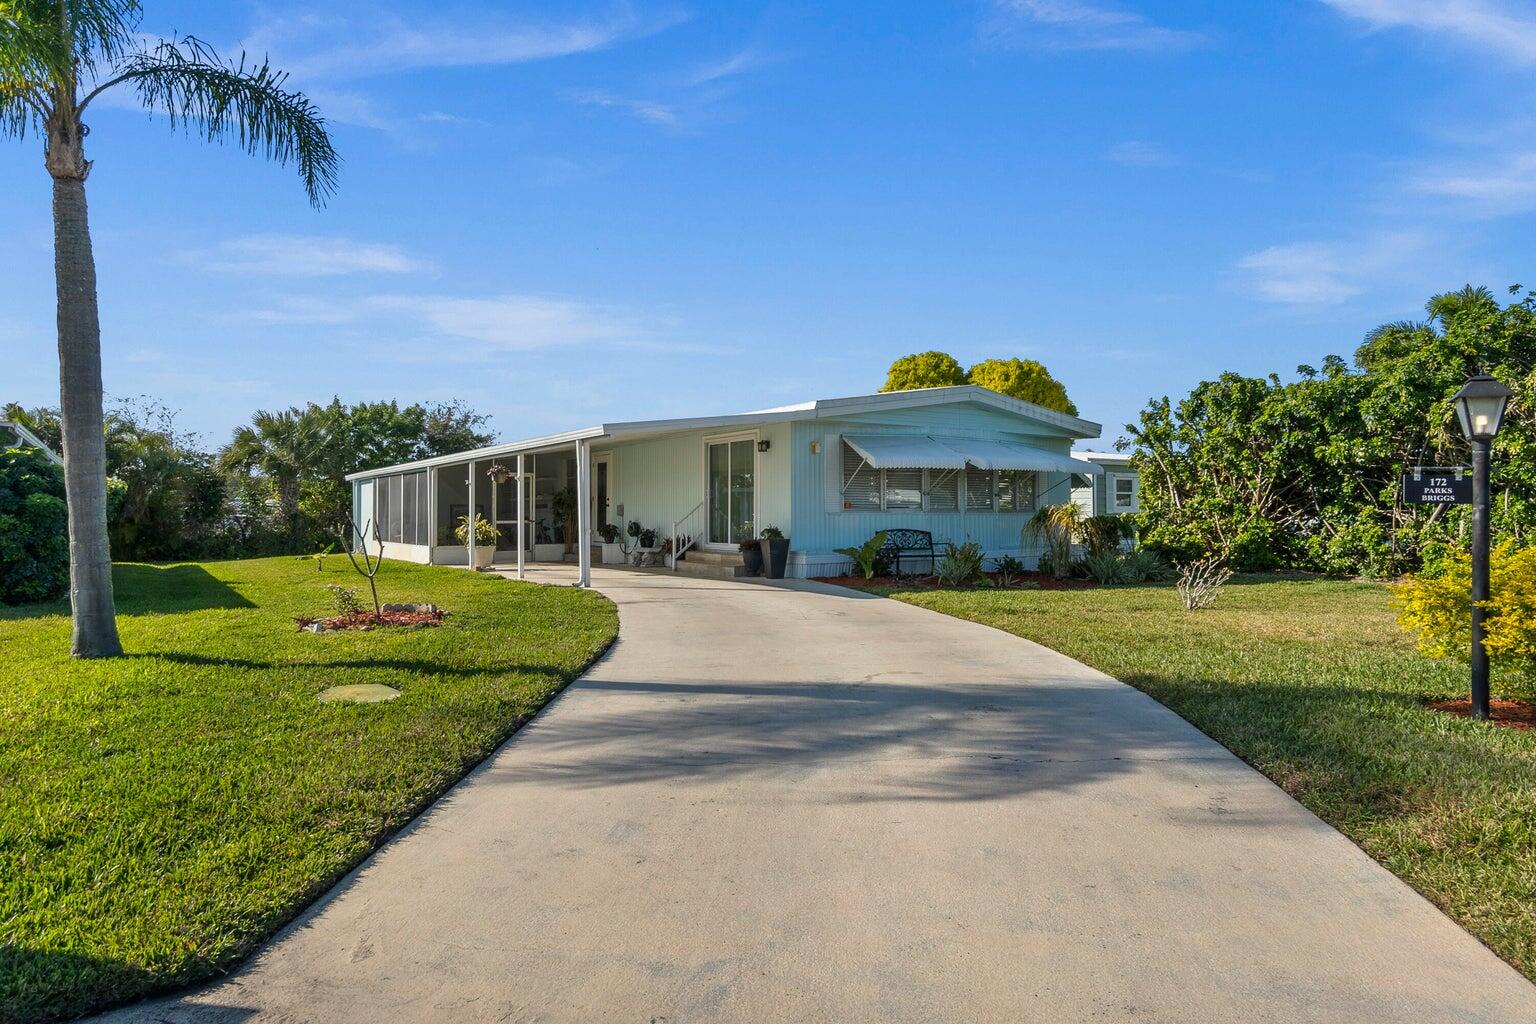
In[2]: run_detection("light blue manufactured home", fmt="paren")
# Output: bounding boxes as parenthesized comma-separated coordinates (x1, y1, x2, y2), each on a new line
(345, 385, 1105, 584)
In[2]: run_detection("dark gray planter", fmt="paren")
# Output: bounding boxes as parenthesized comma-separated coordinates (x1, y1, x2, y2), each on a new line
(740, 545, 764, 577)
(760, 537, 790, 579)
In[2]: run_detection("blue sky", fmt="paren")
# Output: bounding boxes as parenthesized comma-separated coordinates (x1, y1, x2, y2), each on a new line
(6, 0, 1536, 450)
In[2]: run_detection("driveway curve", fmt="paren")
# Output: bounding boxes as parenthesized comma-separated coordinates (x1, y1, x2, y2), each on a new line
(101, 567, 1536, 1023)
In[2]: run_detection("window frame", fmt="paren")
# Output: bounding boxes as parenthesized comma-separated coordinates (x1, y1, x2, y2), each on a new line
(838, 439, 1039, 514)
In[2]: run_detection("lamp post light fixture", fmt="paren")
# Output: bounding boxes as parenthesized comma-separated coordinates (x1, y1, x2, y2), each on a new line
(1452, 373, 1516, 721)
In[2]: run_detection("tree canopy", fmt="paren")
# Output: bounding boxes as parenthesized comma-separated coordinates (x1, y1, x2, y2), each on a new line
(1129, 285, 1536, 575)
(879, 351, 1078, 415)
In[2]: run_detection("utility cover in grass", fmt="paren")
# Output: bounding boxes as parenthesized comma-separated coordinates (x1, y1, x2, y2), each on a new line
(319, 684, 401, 704)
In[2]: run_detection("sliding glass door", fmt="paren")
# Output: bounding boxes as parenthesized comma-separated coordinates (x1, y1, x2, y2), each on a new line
(707, 438, 755, 545)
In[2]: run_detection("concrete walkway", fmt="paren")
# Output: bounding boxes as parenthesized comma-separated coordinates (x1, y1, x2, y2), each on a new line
(103, 567, 1536, 1023)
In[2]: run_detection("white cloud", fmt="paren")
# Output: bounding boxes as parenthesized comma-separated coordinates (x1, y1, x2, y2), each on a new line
(1319, 0, 1536, 63)
(194, 235, 429, 277)
(1108, 140, 1178, 166)
(1411, 151, 1536, 213)
(982, 0, 1208, 52)
(569, 89, 681, 128)
(246, 7, 689, 81)
(236, 291, 681, 352)
(686, 48, 768, 86)
(1236, 232, 1428, 305)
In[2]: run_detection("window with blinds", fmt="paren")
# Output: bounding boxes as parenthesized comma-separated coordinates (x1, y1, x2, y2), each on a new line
(997, 471, 1036, 512)
(965, 468, 994, 511)
(927, 470, 959, 511)
(841, 441, 881, 510)
(884, 469, 922, 510)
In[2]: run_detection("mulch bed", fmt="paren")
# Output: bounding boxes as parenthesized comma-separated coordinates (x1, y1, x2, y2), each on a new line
(813, 571, 1098, 592)
(297, 609, 446, 633)
(1428, 697, 1536, 730)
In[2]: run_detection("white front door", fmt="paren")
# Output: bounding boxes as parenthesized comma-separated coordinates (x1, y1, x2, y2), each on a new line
(706, 436, 756, 546)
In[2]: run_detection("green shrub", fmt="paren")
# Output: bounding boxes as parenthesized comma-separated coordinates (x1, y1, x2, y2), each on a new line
(1083, 549, 1129, 584)
(1080, 514, 1132, 557)
(0, 447, 68, 604)
(1121, 548, 1172, 583)
(993, 554, 1027, 585)
(835, 531, 890, 580)
(1393, 543, 1536, 669)
(937, 540, 986, 587)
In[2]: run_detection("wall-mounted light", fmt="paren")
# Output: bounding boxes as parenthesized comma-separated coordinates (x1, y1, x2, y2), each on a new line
(757, 439, 771, 452)
(809, 440, 822, 455)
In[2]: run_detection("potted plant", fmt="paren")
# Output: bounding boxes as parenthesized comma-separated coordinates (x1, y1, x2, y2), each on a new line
(598, 522, 624, 564)
(738, 537, 763, 576)
(454, 514, 499, 570)
(759, 525, 789, 579)
(550, 487, 579, 555)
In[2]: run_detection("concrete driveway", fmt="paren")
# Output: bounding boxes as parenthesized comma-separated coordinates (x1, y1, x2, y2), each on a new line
(103, 567, 1536, 1023)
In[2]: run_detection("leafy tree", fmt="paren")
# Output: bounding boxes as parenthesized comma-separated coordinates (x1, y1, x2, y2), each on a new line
(1130, 285, 1536, 575)
(2, 2, 338, 656)
(101, 399, 225, 561)
(880, 351, 968, 392)
(220, 407, 326, 541)
(968, 357, 1078, 415)
(0, 445, 68, 603)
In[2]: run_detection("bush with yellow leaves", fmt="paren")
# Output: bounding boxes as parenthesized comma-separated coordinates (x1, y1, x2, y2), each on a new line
(1393, 543, 1536, 666)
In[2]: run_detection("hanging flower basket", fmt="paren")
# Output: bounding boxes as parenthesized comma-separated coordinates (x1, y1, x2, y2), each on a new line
(486, 463, 513, 484)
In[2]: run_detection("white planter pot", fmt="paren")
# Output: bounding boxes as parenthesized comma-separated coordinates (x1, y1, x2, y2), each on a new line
(601, 542, 625, 565)
(533, 543, 566, 562)
(469, 546, 495, 570)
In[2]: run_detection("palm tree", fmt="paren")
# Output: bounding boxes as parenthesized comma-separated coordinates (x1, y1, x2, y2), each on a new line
(2, 3, 338, 656)
(1024, 502, 1085, 579)
(219, 408, 327, 540)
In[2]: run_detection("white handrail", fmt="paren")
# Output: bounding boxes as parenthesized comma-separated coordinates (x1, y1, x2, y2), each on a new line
(670, 500, 705, 570)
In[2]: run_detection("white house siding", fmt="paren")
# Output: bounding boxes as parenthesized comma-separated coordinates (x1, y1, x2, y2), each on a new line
(788, 403, 1085, 576)
(599, 421, 792, 547)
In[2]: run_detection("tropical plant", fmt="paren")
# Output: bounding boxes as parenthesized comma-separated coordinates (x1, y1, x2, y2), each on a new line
(760, 524, 785, 540)
(638, 526, 658, 548)
(967, 357, 1077, 415)
(549, 487, 579, 550)
(835, 530, 890, 580)
(0, 445, 69, 603)
(937, 540, 986, 587)
(454, 514, 498, 547)
(1024, 503, 1084, 579)
(1119, 547, 1172, 583)
(1083, 549, 1129, 585)
(598, 522, 621, 543)
(1176, 556, 1232, 611)
(2, 3, 339, 656)
(1079, 513, 1132, 557)
(993, 553, 1027, 586)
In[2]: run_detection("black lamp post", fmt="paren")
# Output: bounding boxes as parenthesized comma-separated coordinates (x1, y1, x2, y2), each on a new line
(1452, 373, 1515, 721)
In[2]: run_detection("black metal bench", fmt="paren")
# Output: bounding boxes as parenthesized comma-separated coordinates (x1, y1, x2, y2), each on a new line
(879, 528, 940, 577)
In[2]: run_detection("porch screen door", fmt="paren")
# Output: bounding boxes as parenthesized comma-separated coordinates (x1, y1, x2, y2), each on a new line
(707, 439, 755, 545)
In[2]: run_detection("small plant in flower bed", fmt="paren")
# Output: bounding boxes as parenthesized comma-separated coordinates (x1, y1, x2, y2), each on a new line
(297, 602, 446, 633)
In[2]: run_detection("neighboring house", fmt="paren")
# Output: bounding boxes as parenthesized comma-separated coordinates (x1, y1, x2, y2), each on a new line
(346, 385, 1105, 583)
(0, 420, 63, 467)
(1071, 450, 1139, 517)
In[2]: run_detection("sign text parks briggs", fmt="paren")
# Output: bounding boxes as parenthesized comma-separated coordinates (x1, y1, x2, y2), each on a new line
(1403, 467, 1471, 506)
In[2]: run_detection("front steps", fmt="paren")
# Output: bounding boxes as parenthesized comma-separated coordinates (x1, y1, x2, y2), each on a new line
(674, 549, 746, 578)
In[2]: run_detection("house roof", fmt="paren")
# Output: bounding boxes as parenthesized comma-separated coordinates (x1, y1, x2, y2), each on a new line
(1071, 449, 1134, 466)
(345, 385, 1103, 482)
(0, 420, 63, 467)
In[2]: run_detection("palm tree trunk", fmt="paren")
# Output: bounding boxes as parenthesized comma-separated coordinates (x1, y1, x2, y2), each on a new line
(51, 145, 123, 657)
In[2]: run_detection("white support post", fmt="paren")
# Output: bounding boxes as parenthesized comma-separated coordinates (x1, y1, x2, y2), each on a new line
(576, 440, 592, 587)
(427, 466, 438, 564)
(516, 452, 526, 580)
(467, 461, 477, 571)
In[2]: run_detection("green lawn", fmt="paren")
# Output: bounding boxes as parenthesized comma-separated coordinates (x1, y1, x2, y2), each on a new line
(0, 557, 617, 1024)
(885, 577, 1536, 982)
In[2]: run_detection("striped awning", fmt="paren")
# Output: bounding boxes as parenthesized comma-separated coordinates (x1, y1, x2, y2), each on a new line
(843, 434, 1099, 475)
(938, 437, 1101, 475)
(843, 434, 969, 470)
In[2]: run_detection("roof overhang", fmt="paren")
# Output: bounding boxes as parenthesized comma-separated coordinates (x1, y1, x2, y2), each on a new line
(845, 433, 1101, 475)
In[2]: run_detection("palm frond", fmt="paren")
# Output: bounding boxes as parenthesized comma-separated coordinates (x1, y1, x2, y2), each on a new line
(1, 0, 139, 83)
(91, 35, 339, 206)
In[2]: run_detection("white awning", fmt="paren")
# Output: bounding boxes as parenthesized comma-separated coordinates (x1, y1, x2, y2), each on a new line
(843, 434, 969, 470)
(939, 437, 1102, 474)
(843, 433, 1101, 475)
